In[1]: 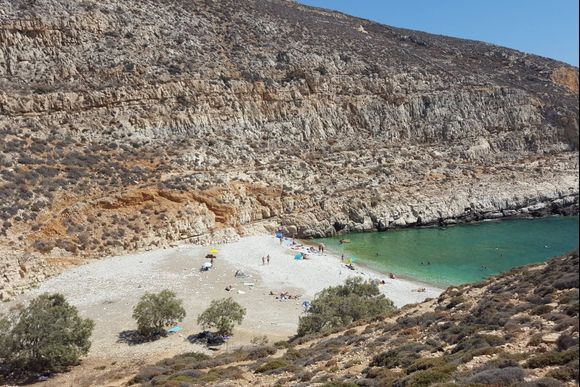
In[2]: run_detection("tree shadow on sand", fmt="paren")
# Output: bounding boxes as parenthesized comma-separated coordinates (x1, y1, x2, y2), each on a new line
(187, 331, 225, 347)
(117, 330, 166, 345)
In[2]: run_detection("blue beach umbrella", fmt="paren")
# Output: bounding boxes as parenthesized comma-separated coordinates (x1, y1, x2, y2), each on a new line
(275, 232, 284, 239)
(294, 253, 303, 260)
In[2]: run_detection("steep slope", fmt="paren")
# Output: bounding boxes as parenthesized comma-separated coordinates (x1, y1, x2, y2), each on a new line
(134, 252, 580, 386)
(0, 0, 579, 297)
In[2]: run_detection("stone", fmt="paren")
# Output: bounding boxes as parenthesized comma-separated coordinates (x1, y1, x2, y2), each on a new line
(542, 333, 560, 344)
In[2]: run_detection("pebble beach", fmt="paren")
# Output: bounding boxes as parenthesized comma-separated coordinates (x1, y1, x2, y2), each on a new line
(0, 235, 443, 386)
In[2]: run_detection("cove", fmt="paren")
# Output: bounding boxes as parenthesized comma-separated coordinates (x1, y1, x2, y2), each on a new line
(315, 216, 579, 287)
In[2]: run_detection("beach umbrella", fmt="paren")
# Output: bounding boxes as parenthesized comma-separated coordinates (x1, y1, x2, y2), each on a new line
(294, 253, 302, 260)
(275, 232, 283, 239)
(209, 249, 219, 254)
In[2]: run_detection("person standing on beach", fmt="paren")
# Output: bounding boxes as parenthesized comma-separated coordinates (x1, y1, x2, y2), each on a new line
(267, 255, 270, 264)
(262, 256, 265, 265)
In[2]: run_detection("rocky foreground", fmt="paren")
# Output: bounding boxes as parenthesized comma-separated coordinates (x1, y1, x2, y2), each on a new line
(0, 0, 579, 298)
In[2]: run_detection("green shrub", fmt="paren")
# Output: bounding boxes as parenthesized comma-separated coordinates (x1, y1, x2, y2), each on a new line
(366, 367, 404, 384)
(156, 352, 210, 369)
(467, 366, 525, 385)
(527, 333, 543, 347)
(132, 366, 170, 383)
(256, 359, 288, 373)
(546, 366, 578, 382)
(321, 382, 358, 387)
(525, 347, 579, 368)
(0, 293, 94, 374)
(530, 304, 553, 316)
(168, 374, 195, 382)
(283, 348, 305, 361)
(132, 290, 185, 337)
(297, 277, 396, 337)
(407, 357, 446, 373)
(246, 345, 277, 360)
(197, 297, 246, 336)
(405, 364, 457, 386)
(370, 343, 428, 368)
(274, 340, 290, 349)
(452, 334, 506, 354)
(198, 366, 243, 382)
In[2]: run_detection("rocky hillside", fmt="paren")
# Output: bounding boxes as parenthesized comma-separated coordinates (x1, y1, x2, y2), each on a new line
(0, 0, 579, 298)
(134, 252, 580, 386)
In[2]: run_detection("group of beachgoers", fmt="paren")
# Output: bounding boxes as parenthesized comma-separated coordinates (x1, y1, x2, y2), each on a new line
(269, 290, 301, 301)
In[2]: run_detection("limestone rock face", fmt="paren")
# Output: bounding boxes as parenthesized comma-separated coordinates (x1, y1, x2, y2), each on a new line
(0, 0, 578, 295)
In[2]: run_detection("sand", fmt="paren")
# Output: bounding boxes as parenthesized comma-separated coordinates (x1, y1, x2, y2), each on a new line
(0, 235, 443, 386)
(212, 236, 442, 305)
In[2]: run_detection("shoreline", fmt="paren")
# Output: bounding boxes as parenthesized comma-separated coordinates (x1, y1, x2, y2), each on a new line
(211, 236, 444, 307)
(0, 235, 443, 344)
(299, 237, 443, 290)
(310, 215, 580, 288)
(0, 235, 444, 386)
(282, 193, 579, 239)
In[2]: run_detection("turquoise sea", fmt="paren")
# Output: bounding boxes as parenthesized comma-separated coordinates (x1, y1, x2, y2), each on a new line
(315, 217, 579, 287)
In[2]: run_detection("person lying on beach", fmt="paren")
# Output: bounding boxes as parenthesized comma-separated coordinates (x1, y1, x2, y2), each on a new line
(346, 264, 355, 270)
(225, 285, 233, 291)
(270, 291, 300, 300)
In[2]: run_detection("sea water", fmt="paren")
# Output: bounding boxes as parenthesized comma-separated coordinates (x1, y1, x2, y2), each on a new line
(315, 216, 579, 287)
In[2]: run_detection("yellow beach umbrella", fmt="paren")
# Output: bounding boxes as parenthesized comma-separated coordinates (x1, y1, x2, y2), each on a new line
(209, 249, 219, 254)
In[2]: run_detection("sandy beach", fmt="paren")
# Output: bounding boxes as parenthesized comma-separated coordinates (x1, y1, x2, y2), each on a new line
(0, 235, 443, 386)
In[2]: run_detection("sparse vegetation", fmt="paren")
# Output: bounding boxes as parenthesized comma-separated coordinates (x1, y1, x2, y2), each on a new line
(131, 252, 579, 386)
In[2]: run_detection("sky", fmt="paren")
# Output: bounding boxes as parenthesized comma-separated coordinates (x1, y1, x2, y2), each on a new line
(298, 0, 579, 66)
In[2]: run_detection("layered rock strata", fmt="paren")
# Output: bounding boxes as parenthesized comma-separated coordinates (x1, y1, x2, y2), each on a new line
(0, 0, 578, 297)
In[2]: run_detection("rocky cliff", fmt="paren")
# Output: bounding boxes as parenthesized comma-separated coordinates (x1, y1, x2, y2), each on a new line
(0, 0, 579, 298)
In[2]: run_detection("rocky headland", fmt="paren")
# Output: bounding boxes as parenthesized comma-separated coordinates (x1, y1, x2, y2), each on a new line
(0, 0, 578, 298)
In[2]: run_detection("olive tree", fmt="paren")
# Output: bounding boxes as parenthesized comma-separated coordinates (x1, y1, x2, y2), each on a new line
(197, 298, 246, 336)
(297, 277, 396, 337)
(132, 290, 186, 337)
(0, 293, 94, 374)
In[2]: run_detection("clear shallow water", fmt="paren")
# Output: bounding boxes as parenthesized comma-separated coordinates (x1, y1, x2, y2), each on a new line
(316, 217, 579, 287)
